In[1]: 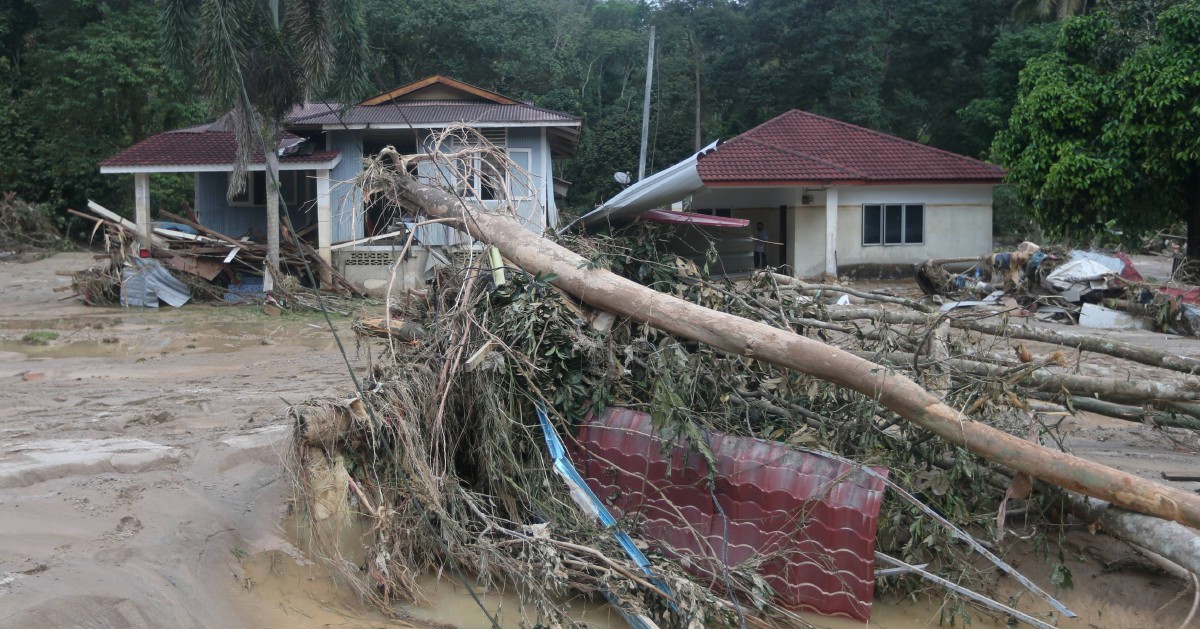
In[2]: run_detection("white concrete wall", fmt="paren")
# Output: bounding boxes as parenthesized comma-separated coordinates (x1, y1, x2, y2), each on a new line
(790, 206, 827, 277)
(834, 184, 993, 267)
(695, 183, 993, 277)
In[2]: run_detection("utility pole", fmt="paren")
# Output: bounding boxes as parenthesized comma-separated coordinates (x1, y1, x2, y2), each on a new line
(637, 26, 655, 182)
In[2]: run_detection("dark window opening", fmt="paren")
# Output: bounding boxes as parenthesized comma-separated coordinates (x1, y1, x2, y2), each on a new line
(862, 203, 924, 246)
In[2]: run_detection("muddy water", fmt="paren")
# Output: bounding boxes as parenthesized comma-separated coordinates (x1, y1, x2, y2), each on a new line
(235, 542, 965, 629)
(229, 513, 956, 629)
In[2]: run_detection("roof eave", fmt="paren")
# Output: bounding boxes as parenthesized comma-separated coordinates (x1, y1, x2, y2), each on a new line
(309, 120, 581, 131)
(700, 177, 1004, 187)
(100, 154, 343, 174)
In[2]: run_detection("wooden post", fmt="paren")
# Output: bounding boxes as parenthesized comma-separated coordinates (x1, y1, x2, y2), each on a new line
(134, 172, 151, 243)
(824, 185, 838, 277)
(316, 169, 333, 287)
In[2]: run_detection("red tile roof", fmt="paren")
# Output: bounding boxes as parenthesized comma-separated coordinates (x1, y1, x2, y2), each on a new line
(697, 110, 1005, 185)
(573, 407, 887, 622)
(100, 125, 340, 171)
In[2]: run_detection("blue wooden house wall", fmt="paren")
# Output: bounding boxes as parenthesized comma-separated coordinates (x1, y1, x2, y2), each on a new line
(194, 125, 556, 246)
(195, 172, 312, 239)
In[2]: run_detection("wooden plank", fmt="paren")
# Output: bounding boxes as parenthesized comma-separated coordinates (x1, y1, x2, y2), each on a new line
(86, 200, 166, 247)
(330, 230, 406, 250)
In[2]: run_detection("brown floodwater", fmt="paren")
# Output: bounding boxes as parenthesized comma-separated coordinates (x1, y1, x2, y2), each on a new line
(225, 512, 969, 629)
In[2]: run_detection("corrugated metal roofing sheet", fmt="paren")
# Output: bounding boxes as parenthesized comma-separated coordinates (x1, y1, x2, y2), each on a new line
(572, 407, 887, 622)
(638, 209, 749, 228)
(697, 110, 1005, 184)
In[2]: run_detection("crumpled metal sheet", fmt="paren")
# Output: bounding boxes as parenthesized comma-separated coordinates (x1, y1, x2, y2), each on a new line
(572, 407, 887, 622)
(121, 257, 191, 308)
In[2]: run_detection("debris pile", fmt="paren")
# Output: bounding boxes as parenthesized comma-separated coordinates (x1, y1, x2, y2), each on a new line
(68, 201, 365, 310)
(282, 137, 1199, 627)
(289, 217, 1199, 627)
(917, 242, 1200, 334)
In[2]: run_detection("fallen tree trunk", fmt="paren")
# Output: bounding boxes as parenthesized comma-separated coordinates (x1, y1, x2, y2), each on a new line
(1068, 493, 1200, 578)
(1027, 393, 1200, 430)
(822, 307, 1200, 376)
(938, 356, 1200, 404)
(386, 151, 1200, 529)
(867, 349, 1200, 404)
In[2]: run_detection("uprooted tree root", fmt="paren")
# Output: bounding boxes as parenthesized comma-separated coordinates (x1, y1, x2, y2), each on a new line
(285, 216, 1137, 626)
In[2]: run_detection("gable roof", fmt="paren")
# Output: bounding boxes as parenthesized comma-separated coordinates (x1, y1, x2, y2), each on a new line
(99, 123, 341, 173)
(697, 110, 1005, 186)
(100, 76, 583, 172)
(286, 75, 581, 157)
(358, 75, 519, 106)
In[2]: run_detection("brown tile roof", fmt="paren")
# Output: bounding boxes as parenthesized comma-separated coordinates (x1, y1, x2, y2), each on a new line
(697, 110, 1005, 185)
(286, 99, 580, 127)
(100, 126, 339, 170)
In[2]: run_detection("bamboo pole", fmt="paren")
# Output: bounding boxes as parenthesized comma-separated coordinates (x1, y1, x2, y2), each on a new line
(385, 150, 1200, 529)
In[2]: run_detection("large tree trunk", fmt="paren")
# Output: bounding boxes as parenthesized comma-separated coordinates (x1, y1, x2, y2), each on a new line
(388, 159, 1200, 529)
(265, 142, 281, 273)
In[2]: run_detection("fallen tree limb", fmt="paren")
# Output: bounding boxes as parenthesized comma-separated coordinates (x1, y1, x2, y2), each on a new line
(862, 349, 1200, 404)
(1067, 492, 1200, 578)
(385, 150, 1200, 529)
(822, 306, 1200, 376)
(1027, 393, 1200, 430)
(935, 356, 1200, 404)
(768, 272, 935, 313)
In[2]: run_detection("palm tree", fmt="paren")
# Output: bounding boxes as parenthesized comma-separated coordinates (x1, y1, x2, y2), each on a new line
(160, 0, 370, 272)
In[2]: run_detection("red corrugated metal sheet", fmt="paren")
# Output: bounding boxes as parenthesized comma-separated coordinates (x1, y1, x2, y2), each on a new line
(697, 110, 1005, 185)
(639, 209, 750, 228)
(572, 407, 887, 622)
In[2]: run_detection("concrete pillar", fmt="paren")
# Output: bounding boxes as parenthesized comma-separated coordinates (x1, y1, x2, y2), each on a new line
(785, 205, 800, 275)
(824, 186, 839, 277)
(316, 169, 332, 287)
(134, 172, 150, 242)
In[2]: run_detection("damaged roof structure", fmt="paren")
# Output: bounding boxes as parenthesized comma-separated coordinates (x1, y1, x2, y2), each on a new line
(579, 110, 1005, 278)
(100, 75, 582, 292)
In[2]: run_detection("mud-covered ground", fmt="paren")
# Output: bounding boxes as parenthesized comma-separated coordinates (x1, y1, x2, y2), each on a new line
(0, 252, 1197, 629)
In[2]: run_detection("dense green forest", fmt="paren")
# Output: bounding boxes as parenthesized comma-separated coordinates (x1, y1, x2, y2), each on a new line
(1, 0, 1194, 244)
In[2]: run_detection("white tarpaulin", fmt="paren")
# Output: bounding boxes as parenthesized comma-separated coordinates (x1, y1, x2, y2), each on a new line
(1042, 258, 1115, 292)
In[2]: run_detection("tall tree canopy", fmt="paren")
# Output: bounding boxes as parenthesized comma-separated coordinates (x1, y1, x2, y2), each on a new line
(2, 0, 1069, 227)
(994, 0, 1200, 255)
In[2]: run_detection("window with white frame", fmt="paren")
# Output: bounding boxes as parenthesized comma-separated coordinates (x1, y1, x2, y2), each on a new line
(862, 203, 924, 246)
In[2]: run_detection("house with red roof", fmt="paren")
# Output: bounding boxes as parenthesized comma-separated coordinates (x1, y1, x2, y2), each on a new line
(101, 75, 581, 290)
(579, 110, 1004, 277)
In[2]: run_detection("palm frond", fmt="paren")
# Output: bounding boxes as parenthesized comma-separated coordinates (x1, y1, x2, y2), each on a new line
(195, 0, 254, 111)
(284, 0, 335, 92)
(326, 0, 372, 103)
(159, 0, 200, 74)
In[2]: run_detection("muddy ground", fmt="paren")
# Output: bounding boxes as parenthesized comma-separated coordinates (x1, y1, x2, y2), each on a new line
(0, 252, 1197, 628)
